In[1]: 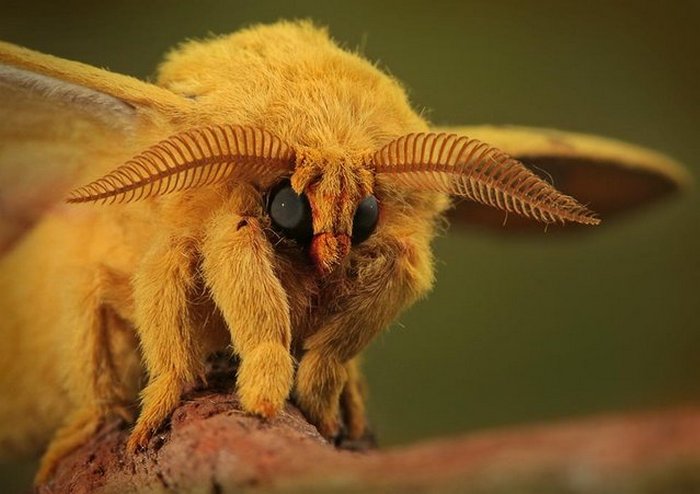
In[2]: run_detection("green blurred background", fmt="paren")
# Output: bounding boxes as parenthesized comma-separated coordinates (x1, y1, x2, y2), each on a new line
(1, 0, 698, 490)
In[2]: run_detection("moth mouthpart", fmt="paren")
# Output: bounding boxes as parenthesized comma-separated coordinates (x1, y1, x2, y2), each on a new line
(310, 232, 351, 276)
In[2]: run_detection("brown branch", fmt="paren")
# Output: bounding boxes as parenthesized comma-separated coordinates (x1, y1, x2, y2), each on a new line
(37, 362, 700, 493)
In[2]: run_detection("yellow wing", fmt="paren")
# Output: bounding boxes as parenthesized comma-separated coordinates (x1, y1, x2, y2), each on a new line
(0, 41, 192, 253)
(434, 125, 691, 232)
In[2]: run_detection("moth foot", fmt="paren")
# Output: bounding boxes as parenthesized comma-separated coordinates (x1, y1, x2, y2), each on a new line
(126, 422, 154, 454)
(237, 342, 294, 420)
(35, 406, 102, 484)
(294, 400, 341, 441)
(335, 424, 378, 451)
(317, 416, 341, 441)
(126, 373, 183, 453)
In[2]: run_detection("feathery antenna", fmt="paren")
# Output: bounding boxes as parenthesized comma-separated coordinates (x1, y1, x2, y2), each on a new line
(67, 125, 295, 204)
(371, 132, 600, 225)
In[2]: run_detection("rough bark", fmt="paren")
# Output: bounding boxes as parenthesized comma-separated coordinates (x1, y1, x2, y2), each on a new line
(37, 362, 700, 493)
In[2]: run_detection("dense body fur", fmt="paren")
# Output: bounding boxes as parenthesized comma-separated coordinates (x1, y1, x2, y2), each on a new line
(0, 21, 447, 478)
(1, 19, 682, 484)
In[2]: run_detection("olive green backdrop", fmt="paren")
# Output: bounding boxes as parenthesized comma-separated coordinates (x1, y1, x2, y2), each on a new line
(1, 0, 698, 490)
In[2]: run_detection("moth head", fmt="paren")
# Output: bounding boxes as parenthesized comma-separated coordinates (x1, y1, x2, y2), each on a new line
(271, 148, 376, 276)
(68, 125, 599, 276)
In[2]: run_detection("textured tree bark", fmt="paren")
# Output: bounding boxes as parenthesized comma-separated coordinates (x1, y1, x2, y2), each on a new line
(37, 361, 700, 493)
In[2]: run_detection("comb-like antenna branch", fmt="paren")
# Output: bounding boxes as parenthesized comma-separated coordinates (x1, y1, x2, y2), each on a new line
(67, 125, 295, 204)
(371, 132, 600, 225)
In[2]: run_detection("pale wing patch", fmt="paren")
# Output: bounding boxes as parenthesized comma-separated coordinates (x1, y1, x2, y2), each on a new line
(0, 40, 194, 255)
(0, 64, 135, 130)
(0, 69, 139, 255)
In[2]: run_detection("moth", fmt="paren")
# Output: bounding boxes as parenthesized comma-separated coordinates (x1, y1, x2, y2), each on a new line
(0, 20, 688, 483)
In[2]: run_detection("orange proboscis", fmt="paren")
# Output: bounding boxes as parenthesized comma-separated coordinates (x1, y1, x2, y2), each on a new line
(309, 232, 351, 276)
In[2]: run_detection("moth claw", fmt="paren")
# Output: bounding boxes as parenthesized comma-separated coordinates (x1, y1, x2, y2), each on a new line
(126, 427, 152, 454)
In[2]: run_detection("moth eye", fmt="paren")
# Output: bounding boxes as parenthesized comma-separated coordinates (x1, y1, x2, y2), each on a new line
(267, 180, 313, 244)
(352, 195, 379, 245)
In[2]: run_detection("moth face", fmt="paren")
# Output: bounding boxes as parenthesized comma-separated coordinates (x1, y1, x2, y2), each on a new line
(266, 153, 376, 276)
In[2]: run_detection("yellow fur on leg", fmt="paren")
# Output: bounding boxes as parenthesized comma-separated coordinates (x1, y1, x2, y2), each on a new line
(297, 238, 434, 439)
(127, 373, 183, 452)
(35, 406, 102, 484)
(63, 267, 134, 408)
(128, 235, 204, 451)
(202, 204, 294, 421)
(34, 265, 137, 481)
(340, 358, 367, 440)
(294, 350, 347, 439)
(237, 342, 294, 418)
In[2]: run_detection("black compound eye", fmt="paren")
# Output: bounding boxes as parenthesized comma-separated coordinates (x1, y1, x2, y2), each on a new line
(352, 195, 379, 244)
(267, 181, 313, 243)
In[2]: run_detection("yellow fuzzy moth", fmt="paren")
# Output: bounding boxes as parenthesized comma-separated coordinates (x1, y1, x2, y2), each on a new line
(0, 20, 689, 483)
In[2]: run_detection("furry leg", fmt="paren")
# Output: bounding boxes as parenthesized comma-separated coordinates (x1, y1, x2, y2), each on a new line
(35, 406, 102, 483)
(202, 212, 293, 419)
(127, 236, 204, 452)
(297, 238, 433, 440)
(36, 266, 133, 483)
(340, 358, 367, 440)
(295, 350, 347, 438)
